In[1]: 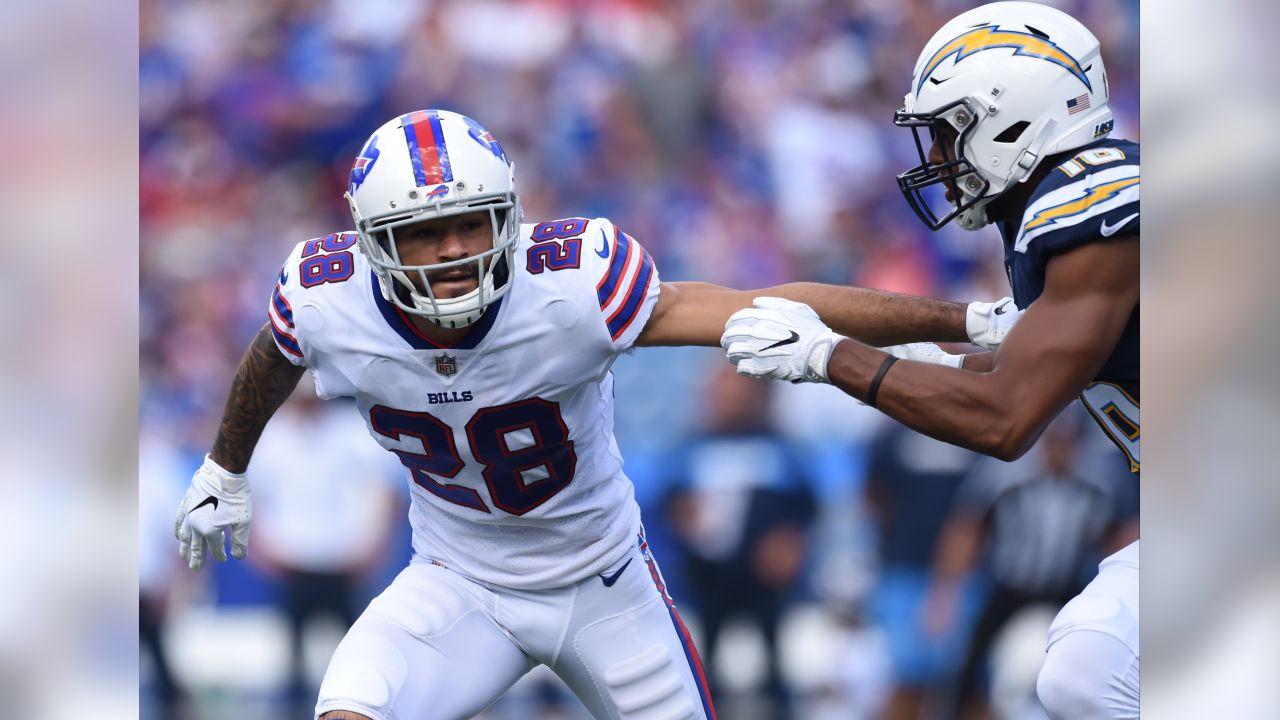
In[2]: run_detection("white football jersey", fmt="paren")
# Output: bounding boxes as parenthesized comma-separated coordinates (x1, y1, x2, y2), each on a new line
(266, 217, 660, 590)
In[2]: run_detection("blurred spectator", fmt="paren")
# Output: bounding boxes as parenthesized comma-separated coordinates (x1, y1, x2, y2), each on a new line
(810, 605, 894, 720)
(864, 424, 983, 720)
(926, 409, 1140, 720)
(665, 367, 816, 720)
(139, 432, 195, 720)
(245, 379, 405, 719)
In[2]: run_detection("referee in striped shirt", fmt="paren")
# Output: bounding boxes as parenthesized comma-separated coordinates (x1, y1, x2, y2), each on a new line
(923, 408, 1139, 720)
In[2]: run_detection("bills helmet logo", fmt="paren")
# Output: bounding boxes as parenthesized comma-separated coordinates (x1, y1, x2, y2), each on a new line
(435, 354, 457, 376)
(426, 184, 450, 199)
(348, 134, 381, 194)
(462, 115, 510, 165)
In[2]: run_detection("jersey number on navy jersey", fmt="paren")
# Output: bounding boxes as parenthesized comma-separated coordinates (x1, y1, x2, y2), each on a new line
(1080, 382, 1140, 472)
(369, 399, 578, 515)
(1055, 147, 1127, 178)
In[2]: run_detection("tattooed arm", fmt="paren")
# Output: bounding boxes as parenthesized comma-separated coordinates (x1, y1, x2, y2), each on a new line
(209, 323, 306, 473)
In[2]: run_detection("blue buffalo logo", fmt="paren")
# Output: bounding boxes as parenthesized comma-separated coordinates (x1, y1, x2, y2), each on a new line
(463, 115, 509, 165)
(348, 134, 381, 194)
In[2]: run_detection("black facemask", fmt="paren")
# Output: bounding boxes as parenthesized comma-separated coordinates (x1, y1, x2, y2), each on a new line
(893, 99, 991, 231)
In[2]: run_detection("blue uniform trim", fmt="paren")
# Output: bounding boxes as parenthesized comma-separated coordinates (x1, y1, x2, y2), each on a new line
(596, 227, 632, 307)
(370, 272, 501, 350)
(270, 322, 302, 357)
(606, 251, 654, 341)
(638, 534, 717, 720)
(271, 286, 294, 327)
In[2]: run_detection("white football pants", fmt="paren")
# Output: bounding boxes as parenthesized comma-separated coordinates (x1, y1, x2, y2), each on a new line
(315, 534, 715, 720)
(1037, 540, 1139, 719)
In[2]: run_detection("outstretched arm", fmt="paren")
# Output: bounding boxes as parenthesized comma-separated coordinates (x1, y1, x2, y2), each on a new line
(635, 281, 972, 347)
(823, 237, 1138, 459)
(210, 323, 306, 472)
(176, 323, 305, 569)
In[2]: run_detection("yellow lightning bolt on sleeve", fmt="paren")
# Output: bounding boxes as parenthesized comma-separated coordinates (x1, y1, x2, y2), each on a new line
(1023, 177, 1140, 232)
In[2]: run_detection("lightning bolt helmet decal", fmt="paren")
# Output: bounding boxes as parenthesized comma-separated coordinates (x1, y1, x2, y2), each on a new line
(918, 24, 1091, 95)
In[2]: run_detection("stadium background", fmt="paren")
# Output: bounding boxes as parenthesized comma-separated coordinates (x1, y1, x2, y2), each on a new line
(139, 1, 1139, 718)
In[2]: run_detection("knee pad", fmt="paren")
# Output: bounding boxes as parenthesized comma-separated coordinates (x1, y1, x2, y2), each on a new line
(1038, 630, 1139, 720)
(603, 645, 700, 720)
(316, 631, 406, 720)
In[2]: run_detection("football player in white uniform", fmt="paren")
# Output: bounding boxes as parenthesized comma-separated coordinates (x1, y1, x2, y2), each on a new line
(174, 109, 1017, 720)
(722, 3, 1138, 718)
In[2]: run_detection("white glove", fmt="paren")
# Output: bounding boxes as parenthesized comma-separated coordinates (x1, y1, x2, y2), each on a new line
(721, 297, 845, 383)
(879, 342, 964, 368)
(830, 342, 963, 406)
(966, 297, 1020, 350)
(174, 455, 252, 570)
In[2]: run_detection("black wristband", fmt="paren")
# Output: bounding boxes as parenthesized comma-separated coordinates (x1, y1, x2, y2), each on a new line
(866, 355, 899, 409)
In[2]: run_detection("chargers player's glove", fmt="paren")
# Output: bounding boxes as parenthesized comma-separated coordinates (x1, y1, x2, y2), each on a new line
(174, 455, 252, 570)
(721, 297, 845, 383)
(880, 342, 965, 368)
(966, 297, 1020, 350)
(831, 342, 964, 406)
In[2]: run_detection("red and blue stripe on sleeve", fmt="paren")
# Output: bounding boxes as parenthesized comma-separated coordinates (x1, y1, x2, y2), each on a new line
(595, 226, 656, 342)
(268, 283, 302, 358)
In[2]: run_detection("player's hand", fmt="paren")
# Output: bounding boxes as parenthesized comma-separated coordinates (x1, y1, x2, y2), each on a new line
(721, 297, 845, 383)
(966, 296, 1020, 350)
(879, 342, 964, 368)
(174, 455, 252, 570)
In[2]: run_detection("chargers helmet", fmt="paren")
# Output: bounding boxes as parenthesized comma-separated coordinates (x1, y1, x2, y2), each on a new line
(346, 109, 522, 327)
(895, 1, 1113, 230)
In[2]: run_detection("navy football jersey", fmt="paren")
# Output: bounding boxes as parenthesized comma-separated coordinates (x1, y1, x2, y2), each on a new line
(996, 138, 1140, 472)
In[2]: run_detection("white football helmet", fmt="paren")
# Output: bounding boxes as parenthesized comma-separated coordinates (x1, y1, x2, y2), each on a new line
(345, 109, 522, 327)
(895, 1, 1113, 230)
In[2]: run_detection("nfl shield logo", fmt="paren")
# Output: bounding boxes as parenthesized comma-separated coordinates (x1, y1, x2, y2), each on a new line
(435, 354, 457, 376)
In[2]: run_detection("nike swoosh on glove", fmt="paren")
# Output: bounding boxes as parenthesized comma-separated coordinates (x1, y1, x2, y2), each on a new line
(966, 297, 1021, 350)
(721, 297, 845, 383)
(174, 455, 252, 570)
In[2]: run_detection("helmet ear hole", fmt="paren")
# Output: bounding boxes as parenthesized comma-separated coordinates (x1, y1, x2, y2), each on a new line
(993, 121, 1031, 144)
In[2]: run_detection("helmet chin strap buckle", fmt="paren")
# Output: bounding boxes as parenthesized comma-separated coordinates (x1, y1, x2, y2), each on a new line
(1016, 150, 1039, 171)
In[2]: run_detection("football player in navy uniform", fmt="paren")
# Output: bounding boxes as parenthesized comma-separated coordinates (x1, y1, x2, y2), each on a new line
(722, 3, 1139, 717)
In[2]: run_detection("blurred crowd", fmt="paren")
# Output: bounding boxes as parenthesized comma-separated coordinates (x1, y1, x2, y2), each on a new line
(139, 0, 1139, 718)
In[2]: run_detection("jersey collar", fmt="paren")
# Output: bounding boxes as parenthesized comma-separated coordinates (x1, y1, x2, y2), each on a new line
(370, 271, 503, 350)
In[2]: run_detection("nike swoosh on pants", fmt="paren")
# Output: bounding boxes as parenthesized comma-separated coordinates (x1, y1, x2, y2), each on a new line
(599, 558, 633, 587)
